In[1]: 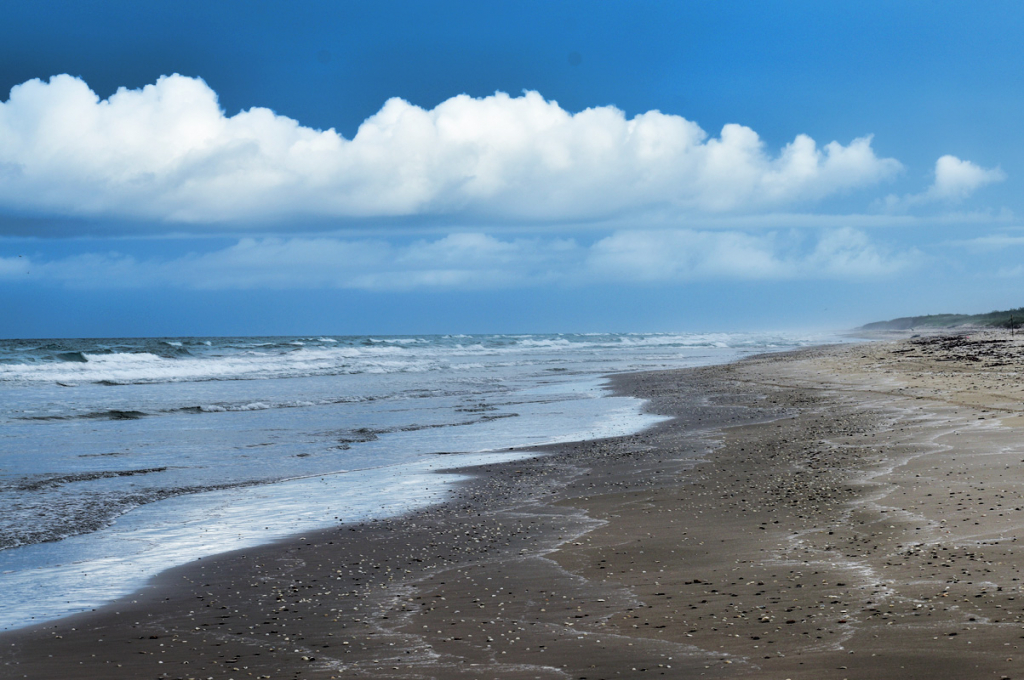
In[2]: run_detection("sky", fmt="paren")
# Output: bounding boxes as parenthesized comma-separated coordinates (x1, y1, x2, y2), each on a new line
(1, 0, 1022, 337)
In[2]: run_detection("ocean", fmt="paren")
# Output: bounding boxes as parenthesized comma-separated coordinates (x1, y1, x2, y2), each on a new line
(0, 332, 835, 630)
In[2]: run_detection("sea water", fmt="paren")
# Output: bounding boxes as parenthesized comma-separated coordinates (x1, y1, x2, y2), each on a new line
(0, 332, 835, 630)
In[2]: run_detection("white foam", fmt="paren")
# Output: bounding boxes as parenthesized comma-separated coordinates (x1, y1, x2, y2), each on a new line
(0, 452, 537, 632)
(0, 332, 841, 386)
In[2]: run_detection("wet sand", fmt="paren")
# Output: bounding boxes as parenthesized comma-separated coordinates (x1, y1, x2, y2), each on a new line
(5, 332, 1024, 679)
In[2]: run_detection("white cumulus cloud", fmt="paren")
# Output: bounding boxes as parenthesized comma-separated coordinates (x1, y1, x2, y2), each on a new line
(927, 155, 1006, 201)
(0, 74, 903, 226)
(884, 154, 1005, 209)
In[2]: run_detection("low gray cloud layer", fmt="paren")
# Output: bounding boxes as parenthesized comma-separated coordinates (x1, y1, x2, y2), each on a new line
(0, 228, 916, 291)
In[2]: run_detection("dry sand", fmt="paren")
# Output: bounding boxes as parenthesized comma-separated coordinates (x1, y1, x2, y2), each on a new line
(5, 331, 1024, 679)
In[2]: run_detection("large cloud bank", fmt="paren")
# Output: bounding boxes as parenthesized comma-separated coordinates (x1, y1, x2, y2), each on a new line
(0, 74, 905, 224)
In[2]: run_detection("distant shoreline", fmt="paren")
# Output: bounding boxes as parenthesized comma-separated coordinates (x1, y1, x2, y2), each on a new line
(859, 306, 1024, 331)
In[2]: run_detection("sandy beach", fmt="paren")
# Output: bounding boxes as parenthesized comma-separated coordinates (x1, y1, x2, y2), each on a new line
(5, 332, 1024, 679)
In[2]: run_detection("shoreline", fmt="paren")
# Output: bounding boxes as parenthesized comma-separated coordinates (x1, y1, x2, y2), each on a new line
(6, 334, 1024, 678)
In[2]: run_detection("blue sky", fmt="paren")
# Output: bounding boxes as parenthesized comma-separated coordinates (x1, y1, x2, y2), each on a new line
(1, 0, 1022, 337)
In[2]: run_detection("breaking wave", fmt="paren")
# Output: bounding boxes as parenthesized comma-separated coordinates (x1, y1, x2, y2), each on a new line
(0, 332, 831, 386)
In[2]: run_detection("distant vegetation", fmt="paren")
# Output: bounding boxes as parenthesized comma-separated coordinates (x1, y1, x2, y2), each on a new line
(861, 307, 1024, 331)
